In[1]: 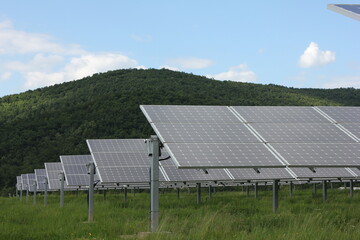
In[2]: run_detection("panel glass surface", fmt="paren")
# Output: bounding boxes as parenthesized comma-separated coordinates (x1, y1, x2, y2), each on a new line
(141, 105, 241, 123)
(27, 173, 36, 192)
(166, 143, 284, 168)
(339, 124, 360, 140)
(16, 176, 22, 191)
(154, 123, 260, 143)
(45, 162, 64, 190)
(228, 168, 293, 180)
(250, 123, 356, 143)
(232, 106, 329, 123)
(290, 167, 354, 179)
(60, 155, 100, 186)
(91, 152, 150, 167)
(270, 143, 360, 167)
(318, 107, 360, 123)
(34, 169, 47, 191)
(87, 139, 147, 153)
(21, 174, 28, 190)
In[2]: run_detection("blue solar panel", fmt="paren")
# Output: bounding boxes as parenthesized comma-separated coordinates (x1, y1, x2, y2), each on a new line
(328, 4, 360, 21)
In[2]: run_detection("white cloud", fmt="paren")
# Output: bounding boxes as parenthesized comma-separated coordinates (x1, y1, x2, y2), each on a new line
(321, 76, 360, 89)
(23, 53, 140, 89)
(298, 42, 336, 68)
(166, 57, 213, 70)
(208, 64, 257, 83)
(0, 20, 84, 55)
(5, 54, 64, 72)
(0, 71, 11, 81)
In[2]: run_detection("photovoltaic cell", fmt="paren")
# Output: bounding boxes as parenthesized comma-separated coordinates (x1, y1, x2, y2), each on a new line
(34, 169, 47, 191)
(289, 168, 355, 179)
(228, 168, 293, 181)
(91, 152, 149, 167)
(270, 143, 360, 167)
(232, 106, 329, 123)
(250, 123, 356, 143)
(318, 106, 360, 123)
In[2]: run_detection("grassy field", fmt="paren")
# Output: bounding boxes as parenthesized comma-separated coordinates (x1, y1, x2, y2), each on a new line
(1, 185, 360, 240)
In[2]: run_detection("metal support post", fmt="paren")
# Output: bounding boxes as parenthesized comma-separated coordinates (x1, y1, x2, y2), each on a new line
(322, 180, 327, 201)
(19, 184, 23, 201)
(87, 162, 95, 222)
(349, 180, 354, 198)
(26, 189, 29, 202)
(246, 185, 249, 198)
(124, 187, 128, 201)
(44, 178, 48, 206)
(33, 181, 37, 205)
(313, 183, 317, 196)
(177, 188, 180, 199)
(59, 172, 65, 207)
(330, 181, 333, 189)
(254, 182, 258, 199)
(208, 185, 212, 200)
(196, 183, 201, 204)
(273, 180, 279, 214)
(289, 182, 293, 198)
(149, 135, 160, 232)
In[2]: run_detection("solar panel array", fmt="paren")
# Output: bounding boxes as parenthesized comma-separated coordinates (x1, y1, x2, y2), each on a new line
(27, 173, 36, 192)
(60, 155, 100, 187)
(140, 105, 360, 170)
(21, 174, 28, 191)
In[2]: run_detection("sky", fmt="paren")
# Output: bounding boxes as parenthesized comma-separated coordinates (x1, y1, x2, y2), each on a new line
(0, 0, 359, 97)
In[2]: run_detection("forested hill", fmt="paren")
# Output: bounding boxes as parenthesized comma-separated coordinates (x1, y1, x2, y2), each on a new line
(1, 68, 360, 194)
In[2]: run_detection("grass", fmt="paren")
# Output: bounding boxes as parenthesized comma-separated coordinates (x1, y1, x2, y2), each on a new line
(1, 186, 360, 239)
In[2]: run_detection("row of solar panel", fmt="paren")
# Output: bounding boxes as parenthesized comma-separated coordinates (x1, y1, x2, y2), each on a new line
(140, 106, 360, 169)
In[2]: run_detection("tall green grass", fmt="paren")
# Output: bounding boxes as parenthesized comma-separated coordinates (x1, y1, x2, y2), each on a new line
(1, 187, 360, 239)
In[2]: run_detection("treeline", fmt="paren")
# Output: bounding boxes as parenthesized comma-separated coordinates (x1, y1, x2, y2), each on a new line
(0, 68, 359, 195)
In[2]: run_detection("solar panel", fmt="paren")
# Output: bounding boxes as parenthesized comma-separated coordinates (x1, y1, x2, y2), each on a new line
(60, 155, 100, 186)
(166, 143, 285, 168)
(348, 168, 360, 177)
(87, 139, 166, 184)
(27, 173, 36, 192)
(21, 174, 28, 191)
(250, 123, 356, 143)
(141, 105, 285, 169)
(270, 143, 360, 167)
(34, 169, 47, 191)
(45, 162, 64, 190)
(16, 176, 22, 191)
(289, 167, 355, 179)
(232, 106, 329, 123)
(317, 106, 360, 123)
(228, 168, 294, 181)
(328, 4, 360, 21)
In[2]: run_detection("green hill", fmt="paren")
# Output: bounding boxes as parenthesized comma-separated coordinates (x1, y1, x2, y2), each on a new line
(0, 68, 359, 195)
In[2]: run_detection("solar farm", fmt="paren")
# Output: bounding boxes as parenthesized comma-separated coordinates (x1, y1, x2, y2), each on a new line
(7, 105, 360, 239)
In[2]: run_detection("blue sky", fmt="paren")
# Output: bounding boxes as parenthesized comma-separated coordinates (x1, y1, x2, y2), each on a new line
(0, 1, 359, 97)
